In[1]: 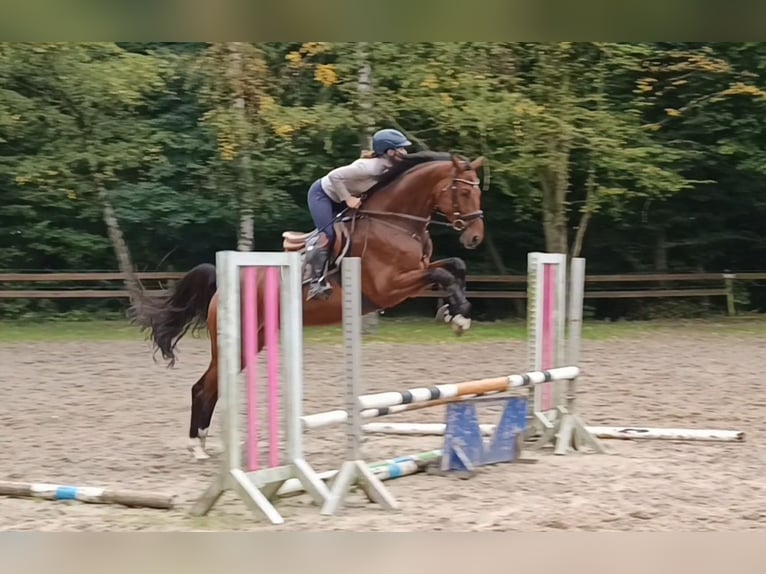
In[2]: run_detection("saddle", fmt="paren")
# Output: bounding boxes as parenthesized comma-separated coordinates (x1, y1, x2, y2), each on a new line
(281, 218, 354, 275)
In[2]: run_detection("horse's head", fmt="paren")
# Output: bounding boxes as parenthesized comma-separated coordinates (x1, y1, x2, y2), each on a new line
(432, 155, 485, 249)
(362, 151, 486, 250)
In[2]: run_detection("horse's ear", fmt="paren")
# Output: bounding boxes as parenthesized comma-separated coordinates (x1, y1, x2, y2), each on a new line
(451, 154, 462, 170)
(471, 156, 485, 170)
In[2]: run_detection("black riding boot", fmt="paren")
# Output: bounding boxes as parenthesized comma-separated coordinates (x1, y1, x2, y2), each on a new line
(306, 244, 332, 300)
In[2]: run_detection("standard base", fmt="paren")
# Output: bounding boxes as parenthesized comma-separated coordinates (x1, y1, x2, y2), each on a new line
(190, 459, 331, 525)
(320, 460, 399, 516)
(529, 407, 608, 455)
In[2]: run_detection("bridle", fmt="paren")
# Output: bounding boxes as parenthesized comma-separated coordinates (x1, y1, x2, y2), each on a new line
(433, 173, 484, 231)
(356, 164, 484, 234)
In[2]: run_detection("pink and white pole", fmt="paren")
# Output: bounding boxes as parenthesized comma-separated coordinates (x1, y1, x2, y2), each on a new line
(527, 252, 567, 435)
(242, 265, 281, 472)
(242, 266, 260, 472)
(526, 252, 607, 454)
(191, 251, 330, 525)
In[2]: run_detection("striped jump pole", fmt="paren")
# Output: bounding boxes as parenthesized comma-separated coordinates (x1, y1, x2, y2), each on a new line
(302, 392, 506, 431)
(357, 367, 579, 411)
(0, 481, 175, 509)
(301, 368, 579, 431)
(276, 450, 443, 498)
(190, 251, 330, 525)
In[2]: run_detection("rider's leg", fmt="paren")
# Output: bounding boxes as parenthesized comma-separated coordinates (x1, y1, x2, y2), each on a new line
(306, 179, 335, 300)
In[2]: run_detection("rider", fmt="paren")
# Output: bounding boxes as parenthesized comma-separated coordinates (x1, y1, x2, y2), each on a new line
(305, 128, 412, 300)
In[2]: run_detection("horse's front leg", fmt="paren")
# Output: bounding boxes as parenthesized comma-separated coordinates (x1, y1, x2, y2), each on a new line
(428, 258, 471, 334)
(385, 266, 471, 336)
(429, 257, 467, 292)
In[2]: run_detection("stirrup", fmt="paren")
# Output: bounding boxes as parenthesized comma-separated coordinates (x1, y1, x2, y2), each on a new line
(307, 280, 332, 301)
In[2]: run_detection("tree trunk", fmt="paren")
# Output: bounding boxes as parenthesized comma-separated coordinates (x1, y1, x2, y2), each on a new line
(97, 178, 142, 309)
(357, 42, 374, 151)
(535, 50, 572, 256)
(227, 42, 255, 252)
(570, 167, 596, 259)
(539, 132, 572, 254)
(356, 42, 379, 335)
(654, 227, 668, 272)
(540, 173, 569, 253)
(654, 227, 669, 291)
(483, 229, 524, 316)
(483, 230, 508, 274)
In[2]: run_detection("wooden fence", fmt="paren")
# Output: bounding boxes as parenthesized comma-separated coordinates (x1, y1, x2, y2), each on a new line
(2, 270, 766, 315)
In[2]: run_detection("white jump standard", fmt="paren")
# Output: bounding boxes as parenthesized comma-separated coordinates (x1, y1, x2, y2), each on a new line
(555, 257, 745, 450)
(320, 257, 398, 516)
(190, 251, 330, 525)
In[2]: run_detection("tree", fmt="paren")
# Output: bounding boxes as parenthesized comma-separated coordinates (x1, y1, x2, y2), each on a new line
(0, 42, 166, 291)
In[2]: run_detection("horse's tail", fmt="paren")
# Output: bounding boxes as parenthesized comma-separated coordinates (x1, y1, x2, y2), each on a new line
(129, 263, 217, 367)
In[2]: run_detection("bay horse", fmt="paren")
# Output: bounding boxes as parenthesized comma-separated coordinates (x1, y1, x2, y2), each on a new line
(130, 151, 485, 459)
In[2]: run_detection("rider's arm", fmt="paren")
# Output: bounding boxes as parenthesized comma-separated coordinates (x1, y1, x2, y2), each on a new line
(323, 159, 377, 202)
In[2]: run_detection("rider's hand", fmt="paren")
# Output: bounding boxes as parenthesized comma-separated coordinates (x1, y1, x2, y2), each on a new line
(345, 196, 362, 209)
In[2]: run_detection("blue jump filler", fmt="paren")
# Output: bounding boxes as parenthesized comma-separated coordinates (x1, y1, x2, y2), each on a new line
(440, 395, 529, 476)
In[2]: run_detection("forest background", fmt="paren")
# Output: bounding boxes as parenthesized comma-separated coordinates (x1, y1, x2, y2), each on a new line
(2, 42, 765, 321)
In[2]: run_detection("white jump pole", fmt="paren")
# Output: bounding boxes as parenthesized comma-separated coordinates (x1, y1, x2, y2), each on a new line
(360, 422, 744, 443)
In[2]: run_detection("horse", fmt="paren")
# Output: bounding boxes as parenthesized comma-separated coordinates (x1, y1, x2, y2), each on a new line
(130, 151, 486, 459)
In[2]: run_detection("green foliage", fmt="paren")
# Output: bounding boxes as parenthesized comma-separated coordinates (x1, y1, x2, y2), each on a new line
(2, 42, 766, 318)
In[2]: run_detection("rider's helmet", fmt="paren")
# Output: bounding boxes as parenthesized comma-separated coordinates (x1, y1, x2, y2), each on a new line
(372, 128, 412, 156)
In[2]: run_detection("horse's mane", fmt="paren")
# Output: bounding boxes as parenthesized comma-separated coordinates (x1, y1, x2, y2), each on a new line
(365, 151, 460, 196)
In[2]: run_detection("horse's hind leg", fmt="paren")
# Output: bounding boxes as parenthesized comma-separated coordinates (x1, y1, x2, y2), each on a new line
(189, 363, 218, 460)
(187, 291, 221, 460)
(187, 307, 263, 460)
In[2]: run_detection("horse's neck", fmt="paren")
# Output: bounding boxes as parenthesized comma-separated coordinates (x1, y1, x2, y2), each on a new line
(366, 163, 442, 217)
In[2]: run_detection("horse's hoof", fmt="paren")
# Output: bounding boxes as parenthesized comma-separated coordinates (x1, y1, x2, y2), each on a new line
(190, 448, 210, 460)
(436, 304, 451, 323)
(188, 439, 210, 461)
(450, 314, 471, 336)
